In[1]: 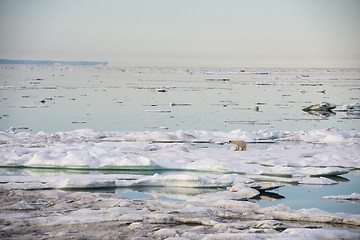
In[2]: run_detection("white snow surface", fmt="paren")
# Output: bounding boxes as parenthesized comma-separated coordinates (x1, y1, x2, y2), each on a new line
(0, 128, 359, 189)
(0, 128, 359, 239)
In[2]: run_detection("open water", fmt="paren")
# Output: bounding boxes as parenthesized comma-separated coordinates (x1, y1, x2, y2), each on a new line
(0, 65, 359, 133)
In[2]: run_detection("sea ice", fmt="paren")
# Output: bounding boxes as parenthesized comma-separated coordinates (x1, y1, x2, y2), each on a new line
(302, 102, 336, 112)
(336, 102, 360, 111)
(322, 193, 360, 201)
(0, 183, 359, 239)
(0, 172, 255, 191)
(0, 128, 359, 186)
(298, 177, 337, 185)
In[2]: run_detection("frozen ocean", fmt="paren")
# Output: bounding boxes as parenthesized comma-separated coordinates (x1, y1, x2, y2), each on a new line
(0, 65, 359, 239)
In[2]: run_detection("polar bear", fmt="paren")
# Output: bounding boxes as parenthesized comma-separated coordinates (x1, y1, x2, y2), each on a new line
(229, 140, 247, 151)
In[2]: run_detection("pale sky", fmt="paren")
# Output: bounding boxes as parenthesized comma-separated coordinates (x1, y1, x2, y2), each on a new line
(0, 0, 359, 67)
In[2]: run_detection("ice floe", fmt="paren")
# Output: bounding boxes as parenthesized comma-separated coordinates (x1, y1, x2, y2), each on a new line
(334, 102, 360, 119)
(322, 193, 360, 201)
(0, 173, 254, 191)
(0, 128, 359, 185)
(336, 102, 360, 112)
(302, 102, 336, 112)
(302, 102, 337, 118)
(1, 189, 359, 239)
(298, 176, 337, 185)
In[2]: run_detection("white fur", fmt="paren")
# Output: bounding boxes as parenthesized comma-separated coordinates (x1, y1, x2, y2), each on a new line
(229, 140, 247, 151)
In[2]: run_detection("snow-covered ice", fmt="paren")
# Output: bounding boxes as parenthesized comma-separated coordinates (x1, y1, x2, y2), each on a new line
(0, 129, 360, 185)
(0, 128, 358, 182)
(0, 189, 359, 239)
(0, 128, 359, 238)
(1, 64, 360, 238)
(0, 128, 359, 208)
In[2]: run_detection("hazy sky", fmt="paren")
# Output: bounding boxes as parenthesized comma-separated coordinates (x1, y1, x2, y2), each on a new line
(0, 0, 359, 67)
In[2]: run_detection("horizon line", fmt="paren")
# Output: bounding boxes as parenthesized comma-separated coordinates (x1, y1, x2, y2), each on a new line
(1, 58, 359, 69)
